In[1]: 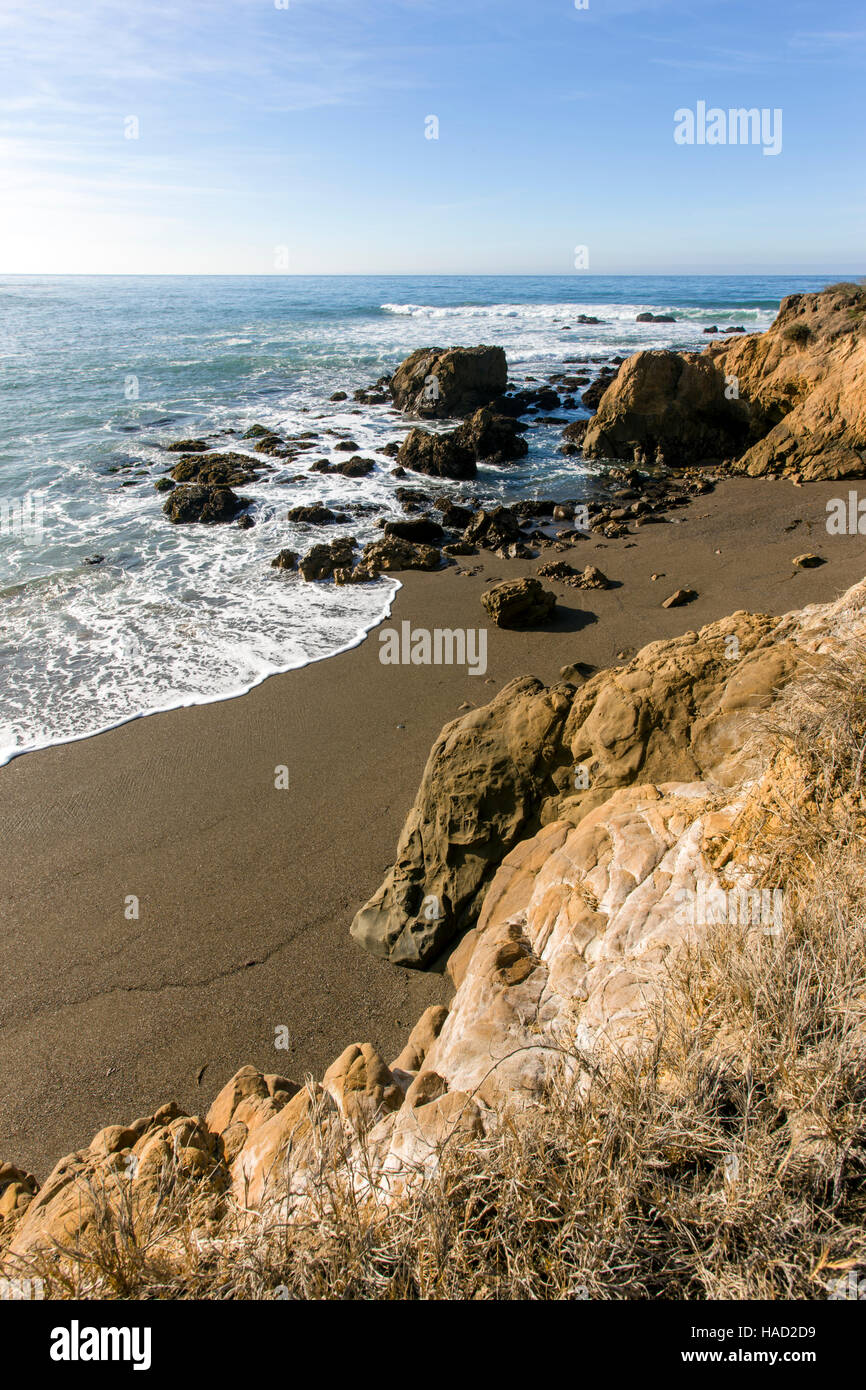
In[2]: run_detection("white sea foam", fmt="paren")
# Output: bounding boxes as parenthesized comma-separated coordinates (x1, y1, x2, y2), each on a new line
(0, 277, 791, 764)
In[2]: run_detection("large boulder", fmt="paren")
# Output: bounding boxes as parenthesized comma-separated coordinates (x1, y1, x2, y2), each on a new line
(349, 677, 574, 965)
(382, 517, 445, 545)
(397, 427, 476, 480)
(351, 597, 815, 971)
(397, 406, 527, 480)
(163, 484, 249, 524)
(390, 346, 508, 418)
(463, 506, 523, 551)
(583, 351, 750, 466)
(481, 577, 557, 628)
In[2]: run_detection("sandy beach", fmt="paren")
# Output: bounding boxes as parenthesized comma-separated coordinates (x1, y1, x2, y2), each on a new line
(2, 474, 865, 1177)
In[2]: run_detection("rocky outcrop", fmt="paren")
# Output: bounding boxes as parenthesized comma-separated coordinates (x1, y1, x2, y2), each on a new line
(390, 346, 507, 418)
(349, 677, 574, 965)
(583, 351, 750, 466)
(460, 407, 528, 463)
(463, 506, 524, 551)
(350, 602, 808, 968)
(4, 577, 866, 1266)
(298, 537, 357, 581)
(585, 283, 866, 478)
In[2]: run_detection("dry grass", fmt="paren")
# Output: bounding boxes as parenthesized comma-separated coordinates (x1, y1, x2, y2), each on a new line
(9, 650, 866, 1300)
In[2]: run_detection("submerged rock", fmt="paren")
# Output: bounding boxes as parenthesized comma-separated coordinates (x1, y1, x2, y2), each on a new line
(287, 503, 341, 525)
(170, 452, 264, 487)
(270, 548, 298, 570)
(310, 455, 376, 478)
(163, 484, 249, 524)
(298, 537, 357, 581)
(165, 438, 209, 452)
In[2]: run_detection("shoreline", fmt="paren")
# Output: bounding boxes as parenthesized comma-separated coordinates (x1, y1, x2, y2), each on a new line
(3, 474, 866, 1177)
(0, 577, 404, 769)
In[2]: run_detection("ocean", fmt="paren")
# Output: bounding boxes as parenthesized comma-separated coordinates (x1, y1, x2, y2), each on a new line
(0, 273, 839, 764)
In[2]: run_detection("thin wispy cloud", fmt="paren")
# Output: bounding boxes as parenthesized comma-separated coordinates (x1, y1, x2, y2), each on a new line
(0, 0, 862, 273)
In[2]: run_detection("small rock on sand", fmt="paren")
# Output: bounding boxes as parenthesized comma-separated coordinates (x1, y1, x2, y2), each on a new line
(662, 588, 698, 608)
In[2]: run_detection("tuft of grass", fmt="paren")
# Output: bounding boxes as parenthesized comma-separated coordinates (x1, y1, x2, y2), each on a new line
(783, 322, 812, 347)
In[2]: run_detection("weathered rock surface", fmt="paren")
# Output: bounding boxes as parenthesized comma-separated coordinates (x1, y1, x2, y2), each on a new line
(287, 503, 347, 525)
(662, 587, 698, 608)
(390, 345, 507, 418)
(463, 506, 523, 551)
(481, 577, 557, 628)
(397, 426, 476, 480)
(537, 561, 610, 590)
(382, 517, 445, 545)
(397, 408, 527, 480)
(585, 283, 866, 478)
(583, 351, 750, 466)
(170, 452, 264, 486)
(310, 455, 376, 478)
(356, 536, 442, 575)
(349, 677, 574, 965)
(5, 577, 866, 1265)
(460, 407, 528, 463)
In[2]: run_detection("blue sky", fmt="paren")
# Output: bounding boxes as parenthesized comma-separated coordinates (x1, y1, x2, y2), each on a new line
(0, 0, 863, 274)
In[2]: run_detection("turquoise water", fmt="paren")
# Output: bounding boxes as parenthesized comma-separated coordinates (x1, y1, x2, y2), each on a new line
(0, 273, 840, 761)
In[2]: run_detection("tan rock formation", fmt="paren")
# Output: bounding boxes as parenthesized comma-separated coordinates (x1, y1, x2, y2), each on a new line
(584, 283, 866, 479)
(349, 677, 574, 965)
(4, 575, 866, 1267)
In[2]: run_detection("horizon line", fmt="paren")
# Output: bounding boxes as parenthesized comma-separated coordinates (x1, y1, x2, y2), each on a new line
(0, 270, 860, 279)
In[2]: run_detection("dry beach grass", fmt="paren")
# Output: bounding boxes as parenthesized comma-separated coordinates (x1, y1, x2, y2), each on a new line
(16, 647, 866, 1300)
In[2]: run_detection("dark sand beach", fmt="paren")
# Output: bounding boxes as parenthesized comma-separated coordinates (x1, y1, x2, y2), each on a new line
(2, 475, 865, 1176)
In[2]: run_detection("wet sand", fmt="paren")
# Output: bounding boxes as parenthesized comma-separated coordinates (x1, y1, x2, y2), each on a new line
(2, 476, 865, 1177)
